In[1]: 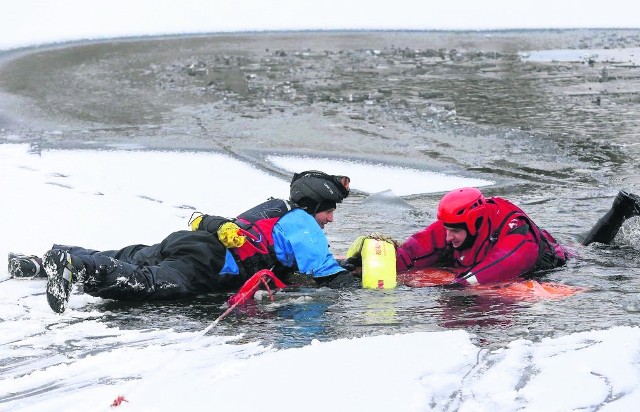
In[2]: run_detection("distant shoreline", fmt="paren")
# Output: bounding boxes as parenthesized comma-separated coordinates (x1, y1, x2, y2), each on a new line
(3, 27, 640, 59)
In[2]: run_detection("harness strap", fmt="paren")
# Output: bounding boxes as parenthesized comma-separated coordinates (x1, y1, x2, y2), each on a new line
(489, 210, 519, 244)
(487, 203, 563, 272)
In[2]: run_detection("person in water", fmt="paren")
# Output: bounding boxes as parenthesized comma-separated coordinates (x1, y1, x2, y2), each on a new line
(8, 170, 357, 313)
(352, 188, 640, 286)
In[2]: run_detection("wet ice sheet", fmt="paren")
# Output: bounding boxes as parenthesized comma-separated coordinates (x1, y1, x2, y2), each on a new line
(520, 47, 640, 65)
(268, 155, 494, 196)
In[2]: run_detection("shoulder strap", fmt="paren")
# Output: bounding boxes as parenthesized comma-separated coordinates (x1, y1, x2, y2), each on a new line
(236, 198, 295, 223)
(489, 210, 520, 243)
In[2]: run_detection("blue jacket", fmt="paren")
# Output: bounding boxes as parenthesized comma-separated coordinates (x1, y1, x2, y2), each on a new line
(220, 208, 343, 278)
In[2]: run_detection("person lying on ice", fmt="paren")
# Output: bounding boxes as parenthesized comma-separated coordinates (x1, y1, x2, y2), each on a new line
(348, 187, 640, 286)
(9, 170, 356, 313)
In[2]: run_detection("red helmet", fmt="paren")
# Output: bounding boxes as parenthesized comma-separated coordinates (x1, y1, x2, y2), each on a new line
(437, 187, 487, 236)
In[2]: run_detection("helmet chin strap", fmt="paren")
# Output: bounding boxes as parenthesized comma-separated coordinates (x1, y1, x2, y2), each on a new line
(452, 216, 486, 250)
(456, 232, 476, 250)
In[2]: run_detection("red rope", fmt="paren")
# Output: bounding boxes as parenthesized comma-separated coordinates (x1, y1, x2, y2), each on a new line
(111, 395, 128, 407)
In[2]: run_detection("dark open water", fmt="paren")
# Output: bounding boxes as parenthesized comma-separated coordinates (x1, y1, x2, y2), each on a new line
(2, 30, 640, 350)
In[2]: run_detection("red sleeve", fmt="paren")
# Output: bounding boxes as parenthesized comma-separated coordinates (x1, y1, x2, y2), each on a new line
(396, 221, 449, 271)
(458, 218, 539, 285)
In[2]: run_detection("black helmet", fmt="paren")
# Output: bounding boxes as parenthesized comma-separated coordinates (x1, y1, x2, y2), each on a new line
(290, 170, 350, 214)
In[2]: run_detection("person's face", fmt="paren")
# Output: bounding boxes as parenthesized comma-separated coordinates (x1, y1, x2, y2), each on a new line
(445, 226, 468, 249)
(315, 208, 335, 229)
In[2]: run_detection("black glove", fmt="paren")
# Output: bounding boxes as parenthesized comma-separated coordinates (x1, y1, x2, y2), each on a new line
(337, 256, 361, 272)
(192, 214, 231, 234)
(314, 271, 357, 288)
(442, 281, 465, 289)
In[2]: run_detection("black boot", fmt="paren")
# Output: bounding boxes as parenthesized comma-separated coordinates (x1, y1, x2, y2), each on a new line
(44, 249, 85, 313)
(8, 253, 46, 278)
(582, 190, 640, 246)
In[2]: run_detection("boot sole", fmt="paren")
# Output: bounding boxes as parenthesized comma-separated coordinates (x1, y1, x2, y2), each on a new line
(44, 251, 71, 313)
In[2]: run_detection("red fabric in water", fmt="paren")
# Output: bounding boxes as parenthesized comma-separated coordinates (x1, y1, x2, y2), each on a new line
(398, 268, 585, 300)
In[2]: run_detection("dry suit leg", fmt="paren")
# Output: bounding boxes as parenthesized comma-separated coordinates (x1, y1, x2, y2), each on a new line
(56, 230, 231, 301)
(81, 256, 207, 301)
(52, 243, 151, 263)
(581, 209, 625, 246)
(582, 191, 640, 246)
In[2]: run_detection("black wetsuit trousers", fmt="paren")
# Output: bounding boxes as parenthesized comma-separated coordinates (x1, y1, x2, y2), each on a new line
(53, 230, 245, 301)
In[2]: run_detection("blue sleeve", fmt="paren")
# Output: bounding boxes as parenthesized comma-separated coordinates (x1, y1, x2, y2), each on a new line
(272, 209, 344, 278)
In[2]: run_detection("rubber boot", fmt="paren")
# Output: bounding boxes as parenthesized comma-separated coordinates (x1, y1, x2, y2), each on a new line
(582, 190, 640, 246)
(8, 253, 45, 278)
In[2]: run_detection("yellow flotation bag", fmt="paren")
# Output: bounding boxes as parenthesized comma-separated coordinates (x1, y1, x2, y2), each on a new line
(360, 238, 397, 289)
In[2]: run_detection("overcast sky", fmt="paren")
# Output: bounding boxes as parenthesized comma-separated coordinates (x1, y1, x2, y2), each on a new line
(2, 0, 639, 50)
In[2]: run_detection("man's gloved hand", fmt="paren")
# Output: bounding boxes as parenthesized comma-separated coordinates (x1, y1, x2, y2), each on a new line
(454, 271, 477, 286)
(188, 212, 204, 231)
(217, 221, 246, 248)
(442, 280, 465, 289)
(338, 256, 361, 272)
(315, 271, 357, 288)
